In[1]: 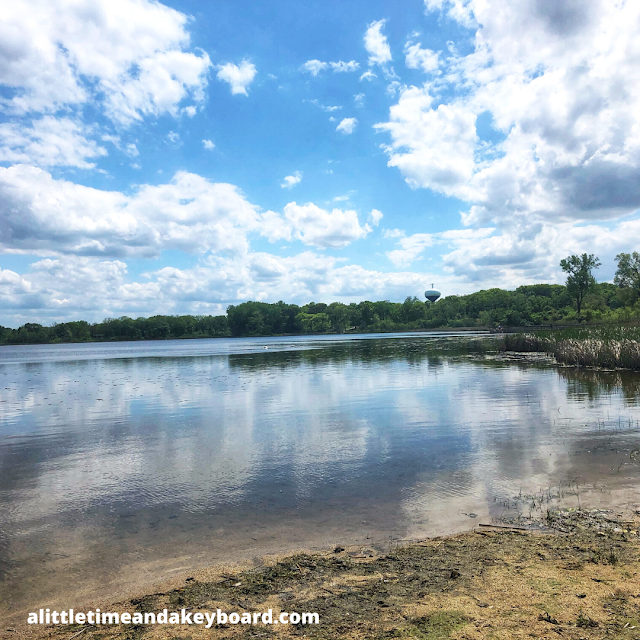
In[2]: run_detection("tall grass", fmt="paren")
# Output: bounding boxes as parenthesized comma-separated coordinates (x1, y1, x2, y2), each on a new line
(501, 325, 640, 369)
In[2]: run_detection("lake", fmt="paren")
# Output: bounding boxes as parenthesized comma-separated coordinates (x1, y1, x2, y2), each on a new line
(1, 333, 639, 618)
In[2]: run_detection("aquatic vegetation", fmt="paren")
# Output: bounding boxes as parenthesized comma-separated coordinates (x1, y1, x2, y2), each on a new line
(502, 325, 640, 369)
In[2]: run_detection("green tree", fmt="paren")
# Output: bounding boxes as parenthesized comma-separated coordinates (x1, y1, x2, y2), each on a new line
(560, 253, 601, 315)
(296, 312, 331, 333)
(614, 252, 640, 304)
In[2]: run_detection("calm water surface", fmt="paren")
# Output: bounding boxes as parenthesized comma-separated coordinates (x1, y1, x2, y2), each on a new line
(1, 333, 639, 616)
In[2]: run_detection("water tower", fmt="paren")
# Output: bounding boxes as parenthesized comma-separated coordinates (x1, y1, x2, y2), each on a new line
(425, 283, 441, 303)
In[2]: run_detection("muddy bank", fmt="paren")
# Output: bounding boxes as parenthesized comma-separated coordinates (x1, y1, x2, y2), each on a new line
(8, 508, 640, 640)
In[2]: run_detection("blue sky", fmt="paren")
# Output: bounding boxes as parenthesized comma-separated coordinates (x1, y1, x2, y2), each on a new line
(1, 0, 640, 326)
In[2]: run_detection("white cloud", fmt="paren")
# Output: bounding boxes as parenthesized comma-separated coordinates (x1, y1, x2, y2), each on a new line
(0, 166, 267, 258)
(0, 166, 374, 266)
(374, 0, 640, 283)
(182, 105, 197, 117)
(281, 171, 302, 189)
(404, 42, 440, 73)
(364, 19, 392, 66)
(386, 228, 495, 267)
(359, 70, 377, 81)
(424, 0, 475, 28)
(387, 233, 434, 266)
(0, 116, 106, 168)
(301, 60, 328, 76)
(283, 202, 371, 248)
(202, 139, 215, 150)
(354, 93, 365, 107)
(216, 61, 257, 96)
(167, 131, 180, 143)
(307, 99, 342, 112)
(303, 60, 361, 76)
(330, 60, 361, 73)
(375, 87, 477, 197)
(369, 209, 383, 226)
(385, 81, 402, 97)
(336, 117, 358, 134)
(0, 0, 211, 125)
(125, 143, 139, 157)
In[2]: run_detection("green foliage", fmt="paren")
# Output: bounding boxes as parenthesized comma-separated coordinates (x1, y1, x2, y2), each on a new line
(296, 312, 332, 333)
(614, 252, 640, 305)
(0, 314, 231, 345)
(560, 253, 601, 313)
(4, 280, 640, 346)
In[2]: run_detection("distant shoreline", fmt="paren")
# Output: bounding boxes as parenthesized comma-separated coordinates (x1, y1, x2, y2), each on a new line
(0, 326, 492, 347)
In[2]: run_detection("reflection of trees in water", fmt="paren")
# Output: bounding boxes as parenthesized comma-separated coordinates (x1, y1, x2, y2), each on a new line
(227, 337, 498, 371)
(558, 367, 640, 403)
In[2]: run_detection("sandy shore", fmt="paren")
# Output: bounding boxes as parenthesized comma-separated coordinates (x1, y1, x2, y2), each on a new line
(5, 507, 640, 640)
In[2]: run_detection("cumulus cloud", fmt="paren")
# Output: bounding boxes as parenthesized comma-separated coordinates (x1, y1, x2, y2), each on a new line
(301, 60, 328, 76)
(281, 171, 302, 189)
(387, 233, 434, 267)
(0, 166, 373, 264)
(283, 202, 371, 248)
(302, 60, 361, 75)
(336, 117, 358, 134)
(375, 0, 640, 283)
(369, 209, 384, 226)
(0, 0, 210, 125)
(216, 61, 257, 95)
(330, 60, 361, 73)
(364, 19, 392, 66)
(0, 117, 106, 168)
(375, 88, 477, 197)
(424, 0, 475, 27)
(0, 166, 266, 258)
(404, 42, 440, 73)
(202, 139, 215, 150)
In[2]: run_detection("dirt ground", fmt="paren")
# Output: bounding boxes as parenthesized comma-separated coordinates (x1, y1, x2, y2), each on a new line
(6, 508, 640, 640)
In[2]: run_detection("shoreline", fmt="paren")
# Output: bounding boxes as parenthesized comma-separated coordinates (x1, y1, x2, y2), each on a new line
(6, 505, 640, 640)
(0, 326, 493, 348)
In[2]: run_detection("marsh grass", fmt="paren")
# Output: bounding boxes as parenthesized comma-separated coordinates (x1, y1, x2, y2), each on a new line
(502, 325, 640, 369)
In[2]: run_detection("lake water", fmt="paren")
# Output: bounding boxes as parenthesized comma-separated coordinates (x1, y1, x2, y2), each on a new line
(1, 333, 640, 618)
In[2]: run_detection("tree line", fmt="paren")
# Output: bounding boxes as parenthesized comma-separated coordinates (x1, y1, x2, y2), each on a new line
(2, 252, 640, 345)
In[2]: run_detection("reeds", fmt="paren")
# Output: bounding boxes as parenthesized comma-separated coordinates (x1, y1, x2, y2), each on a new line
(501, 325, 640, 369)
